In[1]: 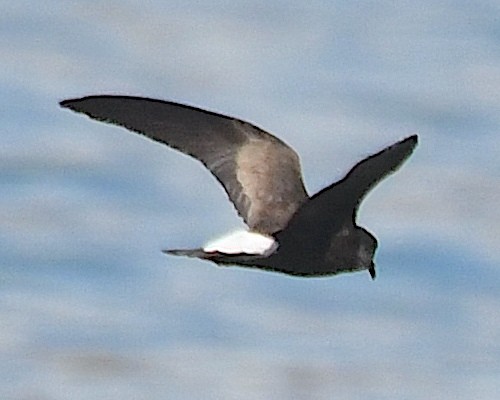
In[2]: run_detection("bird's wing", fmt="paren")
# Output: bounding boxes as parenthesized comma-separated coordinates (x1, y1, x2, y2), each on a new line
(60, 96, 308, 234)
(280, 135, 418, 241)
(335, 134, 418, 217)
(307, 135, 418, 222)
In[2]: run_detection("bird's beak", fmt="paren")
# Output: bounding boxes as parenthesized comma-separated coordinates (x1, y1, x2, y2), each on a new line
(368, 262, 376, 280)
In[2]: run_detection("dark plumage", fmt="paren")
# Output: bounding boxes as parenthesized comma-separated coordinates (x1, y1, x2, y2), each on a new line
(60, 95, 418, 279)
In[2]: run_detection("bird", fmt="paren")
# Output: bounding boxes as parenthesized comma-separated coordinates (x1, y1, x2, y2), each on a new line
(60, 95, 418, 279)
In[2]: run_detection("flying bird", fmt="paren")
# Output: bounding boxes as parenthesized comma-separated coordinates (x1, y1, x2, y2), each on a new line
(60, 96, 418, 279)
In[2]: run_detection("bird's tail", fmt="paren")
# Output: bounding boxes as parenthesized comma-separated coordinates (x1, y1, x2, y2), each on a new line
(163, 248, 269, 267)
(163, 248, 207, 258)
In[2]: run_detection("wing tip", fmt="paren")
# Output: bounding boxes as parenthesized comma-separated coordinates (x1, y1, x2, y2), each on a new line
(59, 95, 109, 110)
(386, 133, 418, 164)
(400, 134, 419, 150)
(59, 98, 73, 108)
(59, 97, 89, 111)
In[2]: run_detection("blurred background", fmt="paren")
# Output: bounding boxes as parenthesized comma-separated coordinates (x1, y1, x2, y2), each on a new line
(1, 1, 499, 399)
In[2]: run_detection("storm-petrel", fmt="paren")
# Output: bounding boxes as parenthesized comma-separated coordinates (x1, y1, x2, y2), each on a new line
(60, 96, 418, 279)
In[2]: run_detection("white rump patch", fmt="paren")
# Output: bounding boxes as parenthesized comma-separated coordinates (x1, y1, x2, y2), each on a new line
(203, 230, 278, 255)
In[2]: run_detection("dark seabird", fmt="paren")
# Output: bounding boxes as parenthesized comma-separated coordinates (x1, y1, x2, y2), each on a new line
(60, 96, 418, 279)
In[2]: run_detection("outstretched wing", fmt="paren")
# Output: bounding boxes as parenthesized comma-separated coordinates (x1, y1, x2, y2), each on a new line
(60, 96, 308, 234)
(335, 134, 418, 215)
(280, 135, 418, 240)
